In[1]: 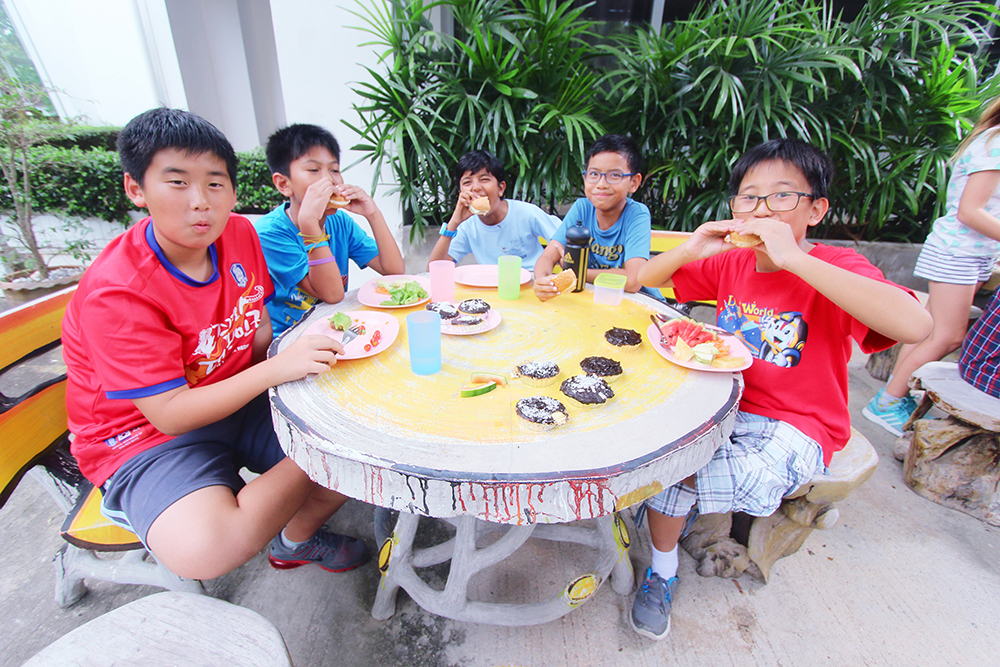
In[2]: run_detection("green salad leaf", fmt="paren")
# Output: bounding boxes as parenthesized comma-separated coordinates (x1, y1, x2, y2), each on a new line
(379, 280, 428, 306)
(329, 311, 352, 331)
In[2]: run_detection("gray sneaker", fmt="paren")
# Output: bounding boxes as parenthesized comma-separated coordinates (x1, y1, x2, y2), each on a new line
(269, 526, 369, 573)
(630, 567, 679, 640)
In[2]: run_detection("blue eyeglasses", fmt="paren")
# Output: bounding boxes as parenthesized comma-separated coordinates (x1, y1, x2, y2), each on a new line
(581, 169, 636, 184)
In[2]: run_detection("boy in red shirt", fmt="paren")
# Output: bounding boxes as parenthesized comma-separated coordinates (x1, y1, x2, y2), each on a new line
(62, 108, 367, 581)
(633, 139, 932, 640)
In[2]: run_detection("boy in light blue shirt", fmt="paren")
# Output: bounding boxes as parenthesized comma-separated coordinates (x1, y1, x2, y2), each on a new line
(535, 134, 663, 301)
(428, 150, 557, 268)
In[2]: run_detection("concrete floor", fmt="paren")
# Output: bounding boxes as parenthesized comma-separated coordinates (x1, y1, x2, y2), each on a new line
(3, 260, 1000, 666)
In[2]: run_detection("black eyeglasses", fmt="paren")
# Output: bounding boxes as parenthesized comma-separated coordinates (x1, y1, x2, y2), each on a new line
(581, 169, 636, 184)
(729, 191, 814, 213)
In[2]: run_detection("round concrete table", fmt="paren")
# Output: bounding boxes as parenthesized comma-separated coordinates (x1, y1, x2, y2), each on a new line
(268, 280, 742, 625)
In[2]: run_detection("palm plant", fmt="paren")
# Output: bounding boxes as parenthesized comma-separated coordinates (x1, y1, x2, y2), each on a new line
(346, 0, 605, 238)
(597, 0, 998, 240)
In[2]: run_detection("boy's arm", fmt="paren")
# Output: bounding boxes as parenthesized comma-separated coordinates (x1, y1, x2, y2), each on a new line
(740, 218, 933, 344)
(294, 179, 346, 304)
(532, 241, 565, 301)
(428, 191, 478, 267)
(132, 333, 343, 436)
(637, 220, 736, 289)
(338, 184, 405, 275)
(251, 308, 274, 364)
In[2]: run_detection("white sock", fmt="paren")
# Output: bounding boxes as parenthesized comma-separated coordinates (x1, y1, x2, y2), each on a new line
(650, 544, 679, 580)
(877, 390, 903, 409)
(279, 529, 305, 549)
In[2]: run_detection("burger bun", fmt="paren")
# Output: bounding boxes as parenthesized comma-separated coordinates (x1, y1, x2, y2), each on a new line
(469, 196, 491, 216)
(328, 194, 350, 209)
(549, 269, 577, 294)
(727, 231, 763, 248)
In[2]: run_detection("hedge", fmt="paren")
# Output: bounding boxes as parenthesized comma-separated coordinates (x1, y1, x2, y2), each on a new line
(0, 145, 284, 221)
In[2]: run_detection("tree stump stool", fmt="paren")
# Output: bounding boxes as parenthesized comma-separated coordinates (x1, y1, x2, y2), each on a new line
(679, 428, 878, 583)
(896, 361, 1000, 526)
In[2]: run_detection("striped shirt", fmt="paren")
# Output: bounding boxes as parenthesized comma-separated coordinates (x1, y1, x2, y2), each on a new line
(959, 288, 1000, 398)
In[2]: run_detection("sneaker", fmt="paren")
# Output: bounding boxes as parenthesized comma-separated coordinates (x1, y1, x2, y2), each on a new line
(862, 389, 916, 437)
(630, 567, 679, 640)
(268, 526, 369, 573)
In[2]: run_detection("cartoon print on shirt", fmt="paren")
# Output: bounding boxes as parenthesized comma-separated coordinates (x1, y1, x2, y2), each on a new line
(186, 275, 265, 384)
(718, 296, 808, 367)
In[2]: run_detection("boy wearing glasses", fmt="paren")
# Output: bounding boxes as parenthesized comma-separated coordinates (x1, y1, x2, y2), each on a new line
(632, 139, 931, 640)
(534, 134, 662, 300)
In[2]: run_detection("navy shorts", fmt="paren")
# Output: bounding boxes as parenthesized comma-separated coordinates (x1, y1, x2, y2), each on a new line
(100, 393, 285, 544)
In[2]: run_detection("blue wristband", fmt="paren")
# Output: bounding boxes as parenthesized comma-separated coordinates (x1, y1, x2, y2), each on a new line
(440, 225, 457, 238)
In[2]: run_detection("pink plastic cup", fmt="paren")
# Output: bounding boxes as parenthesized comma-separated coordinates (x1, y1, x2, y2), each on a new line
(429, 260, 455, 303)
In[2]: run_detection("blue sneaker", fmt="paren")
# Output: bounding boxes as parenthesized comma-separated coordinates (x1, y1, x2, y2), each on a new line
(862, 389, 916, 437)
(630, 567, 679, 640)
(269, 526, 369, 573)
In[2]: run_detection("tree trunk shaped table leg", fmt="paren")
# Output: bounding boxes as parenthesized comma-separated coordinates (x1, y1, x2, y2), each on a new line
(370, 511, 633, 625)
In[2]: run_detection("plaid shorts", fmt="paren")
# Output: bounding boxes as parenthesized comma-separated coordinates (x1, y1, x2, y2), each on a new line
(645, 411, 826, 518)
(913, 244, 998, 285)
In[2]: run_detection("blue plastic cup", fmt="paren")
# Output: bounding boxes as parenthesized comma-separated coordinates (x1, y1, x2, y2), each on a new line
(407, 311, 441, 375)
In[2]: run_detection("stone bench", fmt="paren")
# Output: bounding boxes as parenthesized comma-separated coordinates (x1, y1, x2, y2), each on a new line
(679, 428, 878, 582)
(894, 361, 1000, 526)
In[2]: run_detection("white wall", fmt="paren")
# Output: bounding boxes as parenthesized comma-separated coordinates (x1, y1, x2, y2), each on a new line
(4, 0, 186, 124)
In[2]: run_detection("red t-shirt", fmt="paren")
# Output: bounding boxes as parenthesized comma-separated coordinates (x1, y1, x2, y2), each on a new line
(62, 215, 274, 485)
(672, 244, 909, 464)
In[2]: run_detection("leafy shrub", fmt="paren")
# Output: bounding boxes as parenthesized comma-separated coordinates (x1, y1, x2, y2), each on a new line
(42, 125, 120, 151)
(600, 0, 998, 241)
(348, 0, 606, 238)
(0, 146, 283, 220)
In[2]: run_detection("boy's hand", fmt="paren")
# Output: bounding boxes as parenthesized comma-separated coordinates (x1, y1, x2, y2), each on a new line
(730, 218, 802, 269)
(334, 183, 377, 217)
(533, 275, 560, 301)
(686, 219, 742, 258)
(448, 191, 476, 227)
(270, 334, 343, 383)
(299, 179, 337, 235)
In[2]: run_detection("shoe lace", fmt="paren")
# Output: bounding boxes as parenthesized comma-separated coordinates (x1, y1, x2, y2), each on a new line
(641, 574, 673, 606)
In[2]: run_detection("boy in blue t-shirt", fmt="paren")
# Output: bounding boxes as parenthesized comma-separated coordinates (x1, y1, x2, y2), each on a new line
(255, 124, 405, 335)
(534, 134, 660, 301)
(428, 150, 557, 268)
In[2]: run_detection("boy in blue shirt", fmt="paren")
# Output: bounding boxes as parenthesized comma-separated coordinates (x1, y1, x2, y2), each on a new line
(255, 124, 405, 335)
(428, 150, 557, 268)
(534, 134, 661, 300)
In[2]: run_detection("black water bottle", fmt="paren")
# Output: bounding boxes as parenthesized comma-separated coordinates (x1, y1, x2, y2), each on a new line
(563, 222, 591, 292)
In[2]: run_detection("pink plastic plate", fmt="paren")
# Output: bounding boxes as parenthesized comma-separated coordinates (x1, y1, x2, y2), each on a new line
(357, 275, 431, 308)
(646, 323, 752, 372)
(304, 311, 399, 360)
(441, 308, 502, 336)
(453, 264, 531, 288)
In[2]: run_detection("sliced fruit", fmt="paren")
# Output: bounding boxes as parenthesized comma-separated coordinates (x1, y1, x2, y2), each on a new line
(470, 372, 509, 388)
(673, 336, 695, 362)
(692, 342, 717, 365)
(460, 381, 498, 397)
(711, 355, 746, 369)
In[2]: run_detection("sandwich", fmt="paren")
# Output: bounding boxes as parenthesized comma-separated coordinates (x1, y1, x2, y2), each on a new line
(328, 193, 350, 208)
(469, 196, 491, 216)
(727, 230, 763, 248)
(549, 269, 577, 294)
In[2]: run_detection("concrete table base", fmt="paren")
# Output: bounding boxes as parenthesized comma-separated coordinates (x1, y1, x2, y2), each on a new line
(372, 511, 634, 625)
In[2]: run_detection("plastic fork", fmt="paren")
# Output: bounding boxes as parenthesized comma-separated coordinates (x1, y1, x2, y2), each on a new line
(341, 324, 364, 346)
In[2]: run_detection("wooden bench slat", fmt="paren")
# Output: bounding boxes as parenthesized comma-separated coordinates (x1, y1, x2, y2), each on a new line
(0, 382, 69, 507)
(910, 361, 1000, 432)
(0, 285, 73, 371)
(61, 485, 143, 551)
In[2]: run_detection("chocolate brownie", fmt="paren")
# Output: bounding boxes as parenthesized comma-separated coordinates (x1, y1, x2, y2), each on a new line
(425, 302, 459, 319)
(516, 396, 569, 429)
(458, 298, 491, 315)
(560, 374, 615, 406)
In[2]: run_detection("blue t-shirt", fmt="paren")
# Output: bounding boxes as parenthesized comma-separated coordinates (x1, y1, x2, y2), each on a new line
(255, 203, 379, 335)
(448, 199, 558, 268)
(552, 197, 664, 300)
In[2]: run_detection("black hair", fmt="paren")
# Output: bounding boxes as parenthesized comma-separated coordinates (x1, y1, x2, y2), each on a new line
(585, 134, 644, 175)
(117, 108, 238, 187)
(728, 139, 835, 200)
(453, 150, 507, 189)
(265, 124, 341, 176)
